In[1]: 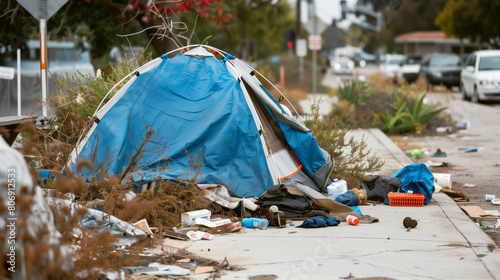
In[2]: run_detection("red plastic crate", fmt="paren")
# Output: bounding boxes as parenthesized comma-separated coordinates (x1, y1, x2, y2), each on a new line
(388, 192, 425, 207)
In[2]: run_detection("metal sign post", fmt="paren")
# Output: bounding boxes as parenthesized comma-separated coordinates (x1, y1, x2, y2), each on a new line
(304, 10, 327, 95)
(296, 39, 307, 81)
(40, 17, 48, 117)
(17, 0, 68, 118)
(17, 49, 21, 116)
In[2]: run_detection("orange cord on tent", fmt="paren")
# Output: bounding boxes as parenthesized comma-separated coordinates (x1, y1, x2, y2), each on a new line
(277, 150, 303, 181)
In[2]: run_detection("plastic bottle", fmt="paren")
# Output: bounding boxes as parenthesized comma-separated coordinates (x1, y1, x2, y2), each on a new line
(410, 149, 423, 156)
(242, 218, 269, 229)
(346, 215, 359, 225)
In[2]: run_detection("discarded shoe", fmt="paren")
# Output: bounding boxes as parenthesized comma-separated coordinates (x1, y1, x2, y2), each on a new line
(431, 148, 447, 157)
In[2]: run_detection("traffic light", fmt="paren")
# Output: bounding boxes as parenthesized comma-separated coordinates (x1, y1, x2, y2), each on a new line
(340, 0, 347, 20)
(285, 30, 295, 49)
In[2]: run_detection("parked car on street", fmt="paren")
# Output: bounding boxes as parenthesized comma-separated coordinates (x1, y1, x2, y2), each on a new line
(379, 54, 404, 78)
(2, 40, 95, 78)
(330, 57, 354, 75)
(419, 53, 462, 90)
(460, 50, 500, 103)
(395, 55, 421, 84)
(353, 51, 376, 67)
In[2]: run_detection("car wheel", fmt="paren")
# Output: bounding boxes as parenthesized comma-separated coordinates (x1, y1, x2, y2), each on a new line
(472, 86, 481, 103)
(461, 83, 471, 101)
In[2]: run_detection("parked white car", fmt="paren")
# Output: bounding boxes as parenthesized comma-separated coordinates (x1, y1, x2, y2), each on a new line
(330, 57, 354, 75)
(461, 50, 500, 102)
(379, 54, 405, 78)
(395, 55, 421, 84)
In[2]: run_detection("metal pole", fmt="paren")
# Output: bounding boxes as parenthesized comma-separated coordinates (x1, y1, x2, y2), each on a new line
(312, 0, 317, 95)
(40, 18, 48, 118)
(17, 48, 21, 116)
(299, 56, 304, 81)
(312, 49, 317, 95)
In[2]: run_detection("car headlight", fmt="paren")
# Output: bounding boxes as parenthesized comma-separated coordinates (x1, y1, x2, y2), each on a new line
(431, 70, 442, 78)
(479, 80, 490, 86)
(334, 63, 341, 70)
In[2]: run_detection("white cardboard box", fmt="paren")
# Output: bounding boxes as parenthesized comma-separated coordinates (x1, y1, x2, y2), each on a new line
(181, 209, 211, 224)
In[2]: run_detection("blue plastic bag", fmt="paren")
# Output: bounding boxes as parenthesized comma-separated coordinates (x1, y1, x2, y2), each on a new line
(387, 163, 435, 205)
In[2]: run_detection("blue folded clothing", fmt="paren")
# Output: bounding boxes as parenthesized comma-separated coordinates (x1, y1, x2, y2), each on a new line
(297, 216, 340, 228)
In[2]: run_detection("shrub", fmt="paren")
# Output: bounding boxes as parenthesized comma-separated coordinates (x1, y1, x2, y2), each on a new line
(305, 101, 385, 189)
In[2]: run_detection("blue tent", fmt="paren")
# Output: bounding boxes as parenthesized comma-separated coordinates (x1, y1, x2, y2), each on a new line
(69, 46, 333, 197)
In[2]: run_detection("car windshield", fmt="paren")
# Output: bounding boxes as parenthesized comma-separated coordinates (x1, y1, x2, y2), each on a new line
(406, 57, 421, 65)
(429, 56, 461, 67)
(478, 56, 500, 71)
(389, 58, 403, 65)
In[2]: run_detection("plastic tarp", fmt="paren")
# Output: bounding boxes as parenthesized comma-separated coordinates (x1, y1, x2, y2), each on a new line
(74, 54, 273, 197)
(389, 163, 435, 204)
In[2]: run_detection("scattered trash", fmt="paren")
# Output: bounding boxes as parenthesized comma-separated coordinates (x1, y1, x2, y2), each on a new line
(485, 194, 496, 202)
(258, 208, 286, 228)
(346, 215, 359, 225)
(463, 183, 477, 188)
(124, 191, 136, 201)
(433, 173, 452, 189)
(458, 119, 469, 130)
(194, 266, 216, 274)
(427, 160, 448, 167)
(403, 217, 418, 232)
(176, 258, 191, 263)
(202, 184, 259, 211)
(227, 222, 242, 232)
(181, 209, 211, 225)
(339, 273, 355, 279)
(121, 263, 190, 276)
(194, 217, 232, 228)
(410, 149, 423, 156)
(460, 205, 487, 218)
(431, 148, 447, 157)
(492, 198, 500, 205)
(133, 219, 153, 235)
(327, 179, 348, 199)
(162, 239, 191, 255)
(436, 126, 452, 133)
(187, 231, 214, 241)
(465, 147, 485, 153)
(242, 218, 269, 229)
(163, 230, 188, 240)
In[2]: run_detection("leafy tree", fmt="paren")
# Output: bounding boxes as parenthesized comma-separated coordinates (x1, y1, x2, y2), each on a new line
(218, 0, 294, 61)
(360, 0, 447, 52)
(0, 0, 231, 58)
(435, 0, 500, 48)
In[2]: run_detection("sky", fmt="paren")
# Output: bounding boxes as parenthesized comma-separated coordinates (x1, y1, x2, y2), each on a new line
(287, 0, 360, 29)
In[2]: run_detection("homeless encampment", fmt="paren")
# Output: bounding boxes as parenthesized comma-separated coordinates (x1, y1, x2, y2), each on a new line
(67, 46, 334, 199)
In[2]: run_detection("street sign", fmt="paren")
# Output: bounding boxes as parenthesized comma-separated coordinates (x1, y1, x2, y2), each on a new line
(17, 0, 68, 20)
(16, 0, 69, 118)
(304, 15, 329, 35)
(0, 66, 15, 80)
(296, 39, 307, 57)
(308, 35, 322, 51)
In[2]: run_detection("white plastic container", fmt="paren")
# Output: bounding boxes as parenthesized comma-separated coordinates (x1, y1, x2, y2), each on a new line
(327, 179, 348, 199)
(181, 209, 211, 224)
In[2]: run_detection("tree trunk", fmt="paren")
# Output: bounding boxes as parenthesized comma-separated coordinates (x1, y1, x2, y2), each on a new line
(242, 37, 250, 60)
(253, 38, 259, 61)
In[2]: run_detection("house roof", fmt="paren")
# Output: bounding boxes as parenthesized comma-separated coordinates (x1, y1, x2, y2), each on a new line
(394, 31, 474, 45)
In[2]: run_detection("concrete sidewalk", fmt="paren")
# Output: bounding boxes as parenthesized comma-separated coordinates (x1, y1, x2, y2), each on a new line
(187, 129, 500, 280)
